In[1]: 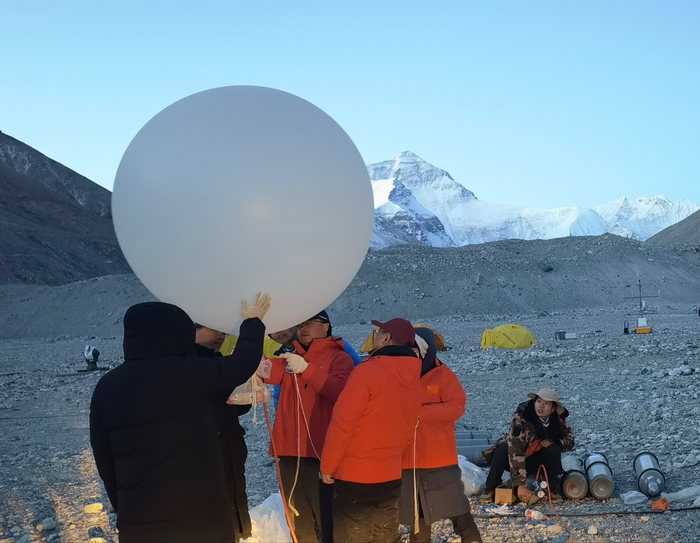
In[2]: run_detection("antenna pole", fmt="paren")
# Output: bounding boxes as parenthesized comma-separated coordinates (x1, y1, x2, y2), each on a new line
(638, 278, 643, 318)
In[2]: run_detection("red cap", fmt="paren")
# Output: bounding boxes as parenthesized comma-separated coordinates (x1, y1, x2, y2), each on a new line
(371, 318, 415, 346)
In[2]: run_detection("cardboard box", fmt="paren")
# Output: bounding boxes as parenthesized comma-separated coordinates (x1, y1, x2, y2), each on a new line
(495, 484, 517, 505)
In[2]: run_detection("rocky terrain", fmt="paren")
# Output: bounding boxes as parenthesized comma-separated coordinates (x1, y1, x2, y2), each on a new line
(2, 304, 700, 542)
(647, 210, 700, 248)
(0, 132, 130, 286)
(2, 234, 700, 341)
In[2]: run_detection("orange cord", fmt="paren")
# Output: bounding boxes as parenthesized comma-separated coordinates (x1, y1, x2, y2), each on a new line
(263, 400, 299, 543)
(536, 464, 574, 543)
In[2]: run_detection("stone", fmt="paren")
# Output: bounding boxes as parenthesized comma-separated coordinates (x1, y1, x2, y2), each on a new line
(588, 525, 599, 535)
(68, 525, 77, 530)
(15, 536, 29, 543)
(89, 539, 108, 543)
(83, 503, 104, 514)
(36, 518, 56, 532)
(641, 516, 650, 522)
(546, 525, 563, 534)
(0, 539, 15, 543)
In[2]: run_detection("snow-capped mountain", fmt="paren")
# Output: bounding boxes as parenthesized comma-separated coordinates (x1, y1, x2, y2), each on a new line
(370, 152, 698, 249)
(594, 196, 699, 241)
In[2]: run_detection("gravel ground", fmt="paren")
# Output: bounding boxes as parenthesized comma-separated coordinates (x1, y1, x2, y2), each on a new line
(2, 303, 700, 542)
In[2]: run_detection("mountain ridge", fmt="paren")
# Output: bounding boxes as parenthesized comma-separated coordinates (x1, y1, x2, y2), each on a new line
(370, 151, 698, 249)
(0, 131, 131, 285)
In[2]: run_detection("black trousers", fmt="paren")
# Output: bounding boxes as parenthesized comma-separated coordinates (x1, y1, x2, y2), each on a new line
(409, 511, 483, 543)
(227, 436, 251, 541)
(279, 456, 333, 543)
(333, 479, 402, 543)
(485, 442, 563, 491)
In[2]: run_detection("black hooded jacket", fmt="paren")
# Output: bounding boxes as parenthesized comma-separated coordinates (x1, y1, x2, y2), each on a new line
(193, 343, 253, 539)
(90, 302, 265, 543)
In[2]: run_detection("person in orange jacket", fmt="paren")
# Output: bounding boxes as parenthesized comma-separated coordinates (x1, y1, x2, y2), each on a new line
(398, 327, 482, 543)
(264, 310, 353, 543)
(321, 318, 422, 543)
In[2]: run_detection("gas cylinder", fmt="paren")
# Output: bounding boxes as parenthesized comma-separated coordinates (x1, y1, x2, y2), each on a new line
(584, 453, 615, 500)
(633, 451, 665, 496)
(561, 455, 588, 500)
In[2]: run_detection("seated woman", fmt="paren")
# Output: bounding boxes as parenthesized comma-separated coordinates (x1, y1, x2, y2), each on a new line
(481, 388, 574, 504)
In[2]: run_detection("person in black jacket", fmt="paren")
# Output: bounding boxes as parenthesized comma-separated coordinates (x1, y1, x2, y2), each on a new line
(90, 293, 271, 543)
(194, 323, 253, 540)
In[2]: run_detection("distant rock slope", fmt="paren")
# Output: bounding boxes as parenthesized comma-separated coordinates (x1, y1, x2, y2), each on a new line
(646, 210, 700, 247)
(0, 131, 130, 284)
(2, 234, 699, 339)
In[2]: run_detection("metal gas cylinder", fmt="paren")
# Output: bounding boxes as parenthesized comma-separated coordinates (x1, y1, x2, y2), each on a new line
(561, 455, 588, 500)
(633, 451, 665, 496)
(584, 453, 615, 500)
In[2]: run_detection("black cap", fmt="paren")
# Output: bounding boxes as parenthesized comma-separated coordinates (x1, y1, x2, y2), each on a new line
(308, 310, 330, 324)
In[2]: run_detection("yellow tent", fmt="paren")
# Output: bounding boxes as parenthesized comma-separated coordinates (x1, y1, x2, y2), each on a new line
(480, 324, 537, 349)
(360, 323, 446, 353)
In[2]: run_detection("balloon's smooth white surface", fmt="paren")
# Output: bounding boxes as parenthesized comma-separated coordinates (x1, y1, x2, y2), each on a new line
(112, 86, 374, 334)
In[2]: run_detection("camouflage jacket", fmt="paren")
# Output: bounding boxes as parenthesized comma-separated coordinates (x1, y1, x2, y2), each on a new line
(484, 400, 574, 487)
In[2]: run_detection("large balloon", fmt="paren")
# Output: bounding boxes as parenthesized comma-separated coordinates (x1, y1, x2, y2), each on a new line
(112, 86, 374, 334)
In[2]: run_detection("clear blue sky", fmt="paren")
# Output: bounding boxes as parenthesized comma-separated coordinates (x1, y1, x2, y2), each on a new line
(2, 1, 698, 209)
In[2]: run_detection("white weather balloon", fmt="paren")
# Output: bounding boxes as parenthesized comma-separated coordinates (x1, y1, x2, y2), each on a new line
(112, 86, 374, 334)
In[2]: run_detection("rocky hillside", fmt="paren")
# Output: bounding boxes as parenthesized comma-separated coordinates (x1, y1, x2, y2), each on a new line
(646, 209, 700, 247)
(1, 234, 699, 339)
(0, 132, 130, 284)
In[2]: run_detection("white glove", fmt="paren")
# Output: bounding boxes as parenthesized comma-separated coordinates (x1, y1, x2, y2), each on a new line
(281, 352, 309, 374)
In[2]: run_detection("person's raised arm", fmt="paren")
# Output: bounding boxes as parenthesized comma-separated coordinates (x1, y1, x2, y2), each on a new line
(195, 293, 271, 398)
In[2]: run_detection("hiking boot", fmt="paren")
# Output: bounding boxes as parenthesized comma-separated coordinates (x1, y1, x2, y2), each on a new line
(480, 488, 495, 504)
(549, 490, 564, 504)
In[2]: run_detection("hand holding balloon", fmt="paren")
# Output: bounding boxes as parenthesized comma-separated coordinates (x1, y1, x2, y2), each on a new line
(241, 292, 272, 321)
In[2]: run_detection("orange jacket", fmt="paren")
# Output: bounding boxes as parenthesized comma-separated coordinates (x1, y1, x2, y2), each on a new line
(403, 361, 466, 469)
(321, 346, 421, 484)
(265, 336, 353, 458)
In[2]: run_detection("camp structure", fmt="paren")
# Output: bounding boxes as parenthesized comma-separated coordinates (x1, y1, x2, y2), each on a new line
(480, 324, 537, 349)
(360, 323, 446, 353)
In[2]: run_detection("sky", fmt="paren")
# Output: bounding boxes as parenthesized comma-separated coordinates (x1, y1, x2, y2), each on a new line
(1, 0, 699, 209)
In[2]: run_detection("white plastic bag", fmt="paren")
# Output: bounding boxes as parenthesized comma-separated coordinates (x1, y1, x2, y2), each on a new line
(241, 492, 292, 543)
(662, 485, 700, 503)
(458, 454, 487, 496)
(227, 358, 271, 405)
(620, 490, 647, 505)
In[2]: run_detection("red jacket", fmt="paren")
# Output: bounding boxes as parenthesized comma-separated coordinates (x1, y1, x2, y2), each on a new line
(265, 336, 353, 458)
(321, 346, 421, 484)
(403, 360, 466, 469)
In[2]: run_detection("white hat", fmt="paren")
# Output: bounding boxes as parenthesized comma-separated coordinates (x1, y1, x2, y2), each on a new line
(528, 388, 565, 415)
